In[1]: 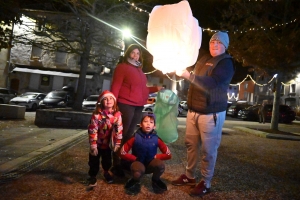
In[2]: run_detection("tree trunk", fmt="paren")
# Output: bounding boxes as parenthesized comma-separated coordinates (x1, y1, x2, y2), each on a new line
(72, 33, 93, 110)
(270, 72, 282, 130)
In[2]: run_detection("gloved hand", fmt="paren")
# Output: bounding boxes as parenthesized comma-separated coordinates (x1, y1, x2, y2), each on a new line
(90, 146, 98, 156)
(176, 69, 190, 79)
(113, 144, 120, 152)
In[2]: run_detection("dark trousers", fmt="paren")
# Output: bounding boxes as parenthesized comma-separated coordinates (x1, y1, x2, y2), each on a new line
(259, 113, 265, 123)
(117, 102, 143, 144)
(88, 148, 112, 177)
(131, 158, 165, 181)
(113, 103, 143, 167)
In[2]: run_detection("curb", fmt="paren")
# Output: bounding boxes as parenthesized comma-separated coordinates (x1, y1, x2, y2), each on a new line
(0, 130, 87, 174)
(233, 126, 300, 141)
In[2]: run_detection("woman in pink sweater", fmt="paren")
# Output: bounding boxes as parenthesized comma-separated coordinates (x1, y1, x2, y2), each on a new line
(111, 44, 159, 176)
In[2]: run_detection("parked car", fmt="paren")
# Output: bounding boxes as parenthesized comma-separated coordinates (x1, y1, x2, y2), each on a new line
(147, 97, 156, 104)
(227, 104, 250, 117)
(0, 87, 17, 104)
(238, 104, 296, 123)
(143, 103, 155, 112)
(143, 103, 184, 116)
(264, 104, 296, 123)
(9, 92, 46, 110)
(179, 100, 188, 111)
(82, 95, 98, 110)
(238, 104, 261, 121)
(39, 90, 74, 109)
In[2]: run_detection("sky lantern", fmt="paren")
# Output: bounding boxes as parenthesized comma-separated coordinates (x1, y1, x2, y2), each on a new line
(147, 0, 202, 74)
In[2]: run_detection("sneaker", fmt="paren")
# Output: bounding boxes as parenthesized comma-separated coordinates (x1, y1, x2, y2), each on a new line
(171, 174, 196, 186)
(88, 176, 97, 187)
(124, 178, 141, 195)
(189, 180, 211, 197)
(103, 171, 113, 184)
(111, 165, 125, 177)
(152, 178, 167, 194)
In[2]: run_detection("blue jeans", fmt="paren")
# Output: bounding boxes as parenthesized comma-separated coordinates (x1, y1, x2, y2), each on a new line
(185, 110, 225, 188)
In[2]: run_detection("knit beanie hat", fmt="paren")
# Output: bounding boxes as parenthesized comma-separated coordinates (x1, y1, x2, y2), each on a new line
(210, 31, 229, 49)
(141, 112, 156, 123)
(97, 90, 116, 104)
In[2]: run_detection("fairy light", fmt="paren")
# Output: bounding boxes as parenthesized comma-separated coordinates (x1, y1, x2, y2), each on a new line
(227, 93, 239, 101)
(144, 69, 158, 75)
(120, 1, 228, 33)
(120, 1, 296, 34)
(234, 18, 297, 34)
(119, 0, 150, 14)
(115, 1, 297, 86)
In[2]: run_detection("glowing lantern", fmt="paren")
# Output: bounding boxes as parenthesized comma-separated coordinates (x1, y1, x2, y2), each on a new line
(147, 0, 202, 74)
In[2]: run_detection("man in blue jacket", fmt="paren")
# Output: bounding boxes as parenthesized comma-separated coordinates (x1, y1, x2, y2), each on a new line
(172, 31, 235, 197)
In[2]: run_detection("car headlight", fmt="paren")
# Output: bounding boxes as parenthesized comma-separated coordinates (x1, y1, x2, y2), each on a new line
(27, 99, 35, 103)
(39, 101, 43, 105)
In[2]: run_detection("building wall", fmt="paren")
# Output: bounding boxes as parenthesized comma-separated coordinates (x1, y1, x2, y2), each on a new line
(238, 80, 255, 104)
(3, 12, 122, 97)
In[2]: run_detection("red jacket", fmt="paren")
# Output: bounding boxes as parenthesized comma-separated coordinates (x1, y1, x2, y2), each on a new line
(120, 135, 172, 162)
(111, 62, 157, 106)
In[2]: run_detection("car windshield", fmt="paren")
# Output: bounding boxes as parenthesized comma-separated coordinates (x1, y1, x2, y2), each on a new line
(86, 96, 98, 101)
(20, 93, 37, 98)
(46, 91, 66, 98)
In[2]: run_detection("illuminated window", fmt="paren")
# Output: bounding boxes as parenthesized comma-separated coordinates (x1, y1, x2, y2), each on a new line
(290, 84, 296, 93)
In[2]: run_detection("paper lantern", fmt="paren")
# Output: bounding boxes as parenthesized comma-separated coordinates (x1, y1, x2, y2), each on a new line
(147, 0, 202, 74)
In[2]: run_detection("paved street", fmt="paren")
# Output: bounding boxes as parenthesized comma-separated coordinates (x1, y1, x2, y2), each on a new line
(0, 112, 299, 199)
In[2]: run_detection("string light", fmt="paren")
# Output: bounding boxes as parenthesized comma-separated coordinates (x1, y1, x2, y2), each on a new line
(227, 93, 239, 101)
(119, 1, 296, 87)
(234, 19, 297, 34)
(120, 1, 227, 33)
(119, 0, 150, 14)
(144, 69, 157, 75)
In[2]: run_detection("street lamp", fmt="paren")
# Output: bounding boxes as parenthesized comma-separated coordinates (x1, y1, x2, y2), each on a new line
(121, 29, 131, 56)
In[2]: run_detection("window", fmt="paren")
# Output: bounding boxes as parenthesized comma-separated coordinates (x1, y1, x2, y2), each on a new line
(159, 78, 164, 84)
(281, 85, 285, 94)
(244, 83, 248, 89)
(259, 86, 264, 92)
(41, 75, 50, 86)
(290, 84, 296, 93)
(55, 51, 67, 64)
(35, 17, 46, 32)
(31, 46, 42, 60)
(243, 92, 248, 99)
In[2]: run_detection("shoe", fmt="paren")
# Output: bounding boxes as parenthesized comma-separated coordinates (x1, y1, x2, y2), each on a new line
(103, 171, 113, 184)
(152, 178, 167, 194)
(189, 180, 211, 197)
(171, 174, 196, 186)
(88, 176, 97, 187)
(124, 178, 141, 195)
(111, 165, 125, 177)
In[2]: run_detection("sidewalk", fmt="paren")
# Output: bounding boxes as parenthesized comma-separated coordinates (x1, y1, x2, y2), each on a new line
(0, 117, 299, 199)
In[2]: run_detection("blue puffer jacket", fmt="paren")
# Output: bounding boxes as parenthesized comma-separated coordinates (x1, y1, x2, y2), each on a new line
(132, 128, 158, 165)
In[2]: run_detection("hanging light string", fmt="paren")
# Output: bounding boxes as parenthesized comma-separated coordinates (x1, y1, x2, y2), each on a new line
(119, 1, 296, 86)
(227, 93, 239, 101)
(144, 69, 157, 74)
(120, 0, 227, 33)
(142, 71, 294, 86)
(119, 0, 150, 14)
(165, 73, 184, 82)
(234, 19, 297, 34)
(229, 74, 279, 86)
